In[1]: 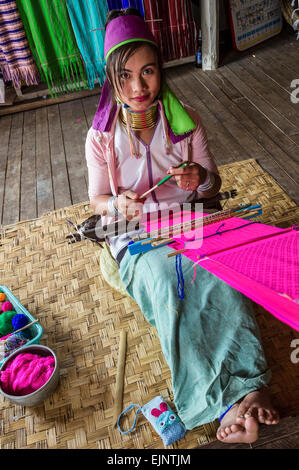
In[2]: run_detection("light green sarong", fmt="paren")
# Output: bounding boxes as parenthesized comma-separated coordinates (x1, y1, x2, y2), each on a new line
(119, 246, 271, 429)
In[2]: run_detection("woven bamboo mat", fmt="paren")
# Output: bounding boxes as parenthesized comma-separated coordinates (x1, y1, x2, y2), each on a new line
(0, 158, 298, 449)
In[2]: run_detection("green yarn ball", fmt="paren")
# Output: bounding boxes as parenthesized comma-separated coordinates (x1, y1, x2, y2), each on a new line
(0, 311, 17, 337)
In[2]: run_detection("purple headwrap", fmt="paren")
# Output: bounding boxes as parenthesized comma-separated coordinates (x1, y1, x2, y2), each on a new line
(104, 15, 157, 60)
(92, 14, 196, 140)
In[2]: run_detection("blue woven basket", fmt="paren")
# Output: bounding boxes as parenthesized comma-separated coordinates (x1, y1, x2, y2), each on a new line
(0, 286, 43, 367)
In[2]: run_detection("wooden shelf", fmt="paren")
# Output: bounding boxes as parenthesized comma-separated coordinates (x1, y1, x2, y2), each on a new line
(0, 84, 101, 117)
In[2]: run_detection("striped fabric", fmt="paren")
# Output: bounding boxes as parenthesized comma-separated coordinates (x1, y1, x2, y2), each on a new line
(0, 0, 39, 88)
(16, 0, 88, 97)
(107, 0, 145, 17)
(66, 0, 108, 89)
(143, 0, 196, 62)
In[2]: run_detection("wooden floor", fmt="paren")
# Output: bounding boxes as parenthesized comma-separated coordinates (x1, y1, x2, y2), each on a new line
(0, 27, 298, 449)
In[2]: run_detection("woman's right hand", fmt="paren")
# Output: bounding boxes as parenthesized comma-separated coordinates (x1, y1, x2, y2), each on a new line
(116, 190, 145, 221)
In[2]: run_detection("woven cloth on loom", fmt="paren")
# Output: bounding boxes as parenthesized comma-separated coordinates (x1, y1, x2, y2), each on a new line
(66, 0, 108, 90)
(16, 0, 88, 97)
(0, 0, 39, 88)
(0, 159, 298, 449)
(143, 0, 196, 62)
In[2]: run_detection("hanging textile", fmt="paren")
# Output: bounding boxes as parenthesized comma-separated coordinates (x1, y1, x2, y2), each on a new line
(143, 0, 196, 62)
(107, 0, 145, 17)
(66, 0, 108, 89)
(0, 0, 39, 88)
(16, 0, 88, 96)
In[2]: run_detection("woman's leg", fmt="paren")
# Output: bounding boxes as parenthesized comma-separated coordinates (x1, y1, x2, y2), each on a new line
(119, 246, 277, 440)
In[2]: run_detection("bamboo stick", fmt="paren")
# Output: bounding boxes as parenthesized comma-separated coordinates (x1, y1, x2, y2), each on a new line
(113, 330, 127, 428)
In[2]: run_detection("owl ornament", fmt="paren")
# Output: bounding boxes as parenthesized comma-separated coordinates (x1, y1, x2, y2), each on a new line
(117, 396, 186, 446)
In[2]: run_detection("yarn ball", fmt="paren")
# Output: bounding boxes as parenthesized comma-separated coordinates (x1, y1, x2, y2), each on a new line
(12, 314, 28, 331)
(0, 293, 6, 302)
(0, 311, 17, 337)
(2, 301, 13, 312)
(0, 352, 55, 396)
(0, 332, 29, 359)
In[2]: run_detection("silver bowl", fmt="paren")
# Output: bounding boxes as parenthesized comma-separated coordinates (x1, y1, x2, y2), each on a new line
(0, 345, 60, 406)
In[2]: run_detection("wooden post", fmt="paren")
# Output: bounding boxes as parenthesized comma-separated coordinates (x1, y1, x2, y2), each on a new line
(201, 0, 219, 70)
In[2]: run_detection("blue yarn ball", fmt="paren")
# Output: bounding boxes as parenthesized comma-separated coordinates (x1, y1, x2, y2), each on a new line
(12, 314, 28, 331)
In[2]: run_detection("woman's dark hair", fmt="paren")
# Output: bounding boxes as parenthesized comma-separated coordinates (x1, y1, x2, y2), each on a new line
(105, 7, 143, 28)
(105, 8, 163, 98)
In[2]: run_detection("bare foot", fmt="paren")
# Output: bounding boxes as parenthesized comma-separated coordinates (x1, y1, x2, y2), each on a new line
(216, 404, 259, 444)
(236, 387, 279, 426)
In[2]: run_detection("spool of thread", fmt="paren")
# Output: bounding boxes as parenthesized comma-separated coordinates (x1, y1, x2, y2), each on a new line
(0, 293, 6, 302)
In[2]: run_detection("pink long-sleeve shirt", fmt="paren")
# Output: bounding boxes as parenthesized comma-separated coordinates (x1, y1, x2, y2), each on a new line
(85, 102, 219, 260)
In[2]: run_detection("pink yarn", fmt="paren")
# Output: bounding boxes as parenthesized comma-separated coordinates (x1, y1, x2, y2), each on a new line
(0, 353, 55, 396)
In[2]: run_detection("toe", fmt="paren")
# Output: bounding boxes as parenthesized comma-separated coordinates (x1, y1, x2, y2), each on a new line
(216, 427, 226, 440)
(272, 410, 280, 424)
(265, 409, 279, 425)
(258, 407, 266, 423)
(236, 401, 248, 421)
(263, 409, 274, 424)
(244, 405, 258, 419)
(225, 426, 232, 435)
(231, 423, 243, 433)
(244, 417, 259, 442)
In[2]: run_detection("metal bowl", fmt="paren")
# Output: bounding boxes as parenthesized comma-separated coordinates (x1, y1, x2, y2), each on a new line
(0, 345, 59, 406)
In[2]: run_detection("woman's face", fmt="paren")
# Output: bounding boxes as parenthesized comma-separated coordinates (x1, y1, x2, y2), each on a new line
(117, 44, 161, 110)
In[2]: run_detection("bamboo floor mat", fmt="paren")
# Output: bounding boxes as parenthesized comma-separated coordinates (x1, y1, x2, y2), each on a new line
(0, 158, 298, 449)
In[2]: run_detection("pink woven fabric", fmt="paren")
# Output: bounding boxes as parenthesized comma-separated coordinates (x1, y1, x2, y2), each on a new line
(211, 231, 299, 299)
(146, 212, 299, 330)
(0, 352, 55, 396)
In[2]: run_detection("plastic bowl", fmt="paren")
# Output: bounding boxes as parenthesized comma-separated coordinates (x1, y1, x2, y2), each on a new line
(0, 345, 60, 406)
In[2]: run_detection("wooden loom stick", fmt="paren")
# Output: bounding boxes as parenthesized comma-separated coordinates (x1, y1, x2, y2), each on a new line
(135, 204, 255, 243)
(113, 330, 127, 428)
(135, 207, 236, 243)
(151, 209, 261, 248)
(128, 205, 261, 256)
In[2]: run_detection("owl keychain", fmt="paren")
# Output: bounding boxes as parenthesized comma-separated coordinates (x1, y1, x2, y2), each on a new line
(117, 396, 186, 446)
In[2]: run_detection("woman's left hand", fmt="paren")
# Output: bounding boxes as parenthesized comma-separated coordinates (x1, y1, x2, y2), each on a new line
(167, 162, 207, 191)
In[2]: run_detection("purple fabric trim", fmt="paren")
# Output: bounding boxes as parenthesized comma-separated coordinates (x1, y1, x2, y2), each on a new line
(92, 79, 117, 132)
(168, 123, 193, 144)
